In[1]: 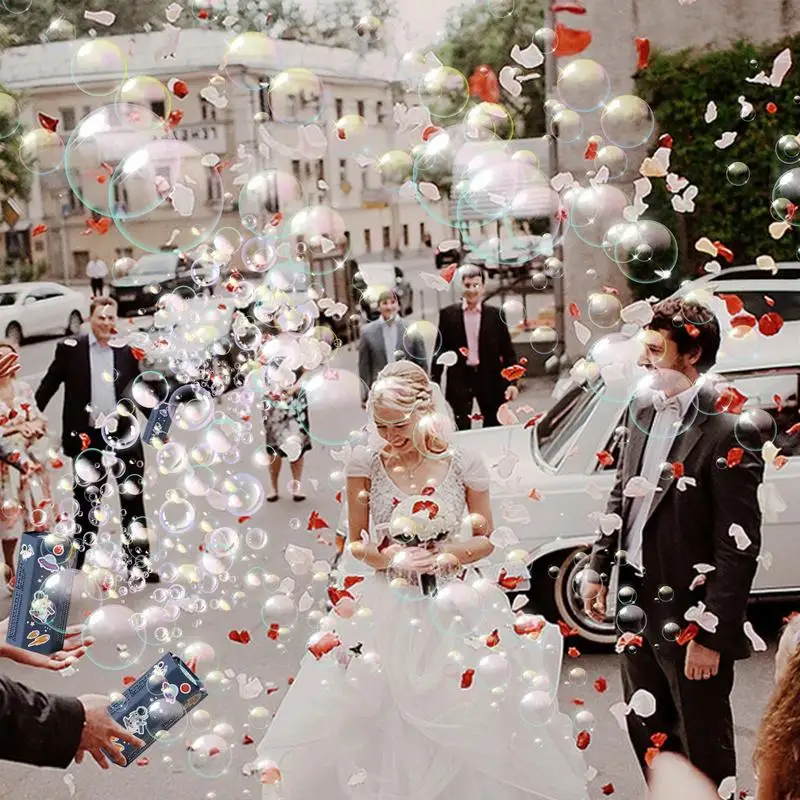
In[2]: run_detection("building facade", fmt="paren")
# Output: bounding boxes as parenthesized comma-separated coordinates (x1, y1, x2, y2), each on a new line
(0, 29, 446, 282)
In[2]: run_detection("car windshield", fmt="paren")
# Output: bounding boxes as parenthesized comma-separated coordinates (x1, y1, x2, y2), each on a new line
(0, 292, 17, 306)
(130, 255, 176, 275)
(533, 377, 604, 469)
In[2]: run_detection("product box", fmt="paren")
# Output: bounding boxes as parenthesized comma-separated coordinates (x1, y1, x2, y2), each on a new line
(106, 652, 208, 766)
(5, 531, 77, 654)
(142, 399, 172, 446)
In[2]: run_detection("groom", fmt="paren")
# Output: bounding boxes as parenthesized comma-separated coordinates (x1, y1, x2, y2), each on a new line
(583, 297, 764, 793)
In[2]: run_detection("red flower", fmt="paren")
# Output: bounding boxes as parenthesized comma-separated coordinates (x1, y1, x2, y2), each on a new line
(343, 575, 364, 590)
(596, 450, 614, 467)
(726, 447, 744, 468)
(601, 783, 615, 795)
(307, 511, 329, 530)
(758, 312, 784, 337)
(308, 632, 340, 661)
(593, 676, 608, 693)
(37, 112, 59, 132)
(576, 730, 591, 750)
(568, 302, 581, 319)
(228, 629, 251, 644)
(440, 264, 457, 284)
(651, 732, 668, 748)
(497, 569, 524, 590)
(567, 646, 581, 658)
(461, 668, 475, 689)
(718, 294, 744, 315)
(635, 37, 650, 71)
(713, 241, 734, 264)
(672, 462, 685, 478)
(558, 620, 579, 637)
(583, 140, 598, 160)
(500, 364, 526, 382)
(676, 622, 699, 646)
(170, 79, 190, 99)
(486, 629, 500, 648)
(715, 386, 748, 415)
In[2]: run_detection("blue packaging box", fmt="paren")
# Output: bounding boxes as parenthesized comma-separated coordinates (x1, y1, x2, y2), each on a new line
(106, 652, 208, 766)
(142, 400, 172, 446)
(6, 531, 77, 654)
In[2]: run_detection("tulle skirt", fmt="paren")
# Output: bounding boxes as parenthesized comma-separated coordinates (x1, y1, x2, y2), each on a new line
(257, 565, 589, 800)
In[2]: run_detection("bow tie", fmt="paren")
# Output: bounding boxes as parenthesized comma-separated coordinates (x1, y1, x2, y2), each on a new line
(652, 391, 682, 415)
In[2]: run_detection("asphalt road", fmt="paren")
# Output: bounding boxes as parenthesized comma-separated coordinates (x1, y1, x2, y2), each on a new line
(1, 262, 787, 800)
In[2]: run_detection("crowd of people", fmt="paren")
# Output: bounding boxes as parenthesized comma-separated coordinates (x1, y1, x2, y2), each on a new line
(0, 277, 798, 799)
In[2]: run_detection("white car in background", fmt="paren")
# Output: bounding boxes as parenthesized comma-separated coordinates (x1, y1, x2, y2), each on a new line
(0, 282, 87, 346)
(457, 314, 800, 644)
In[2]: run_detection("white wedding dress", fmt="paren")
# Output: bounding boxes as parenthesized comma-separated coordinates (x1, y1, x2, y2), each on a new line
(257, 445, 588, 800)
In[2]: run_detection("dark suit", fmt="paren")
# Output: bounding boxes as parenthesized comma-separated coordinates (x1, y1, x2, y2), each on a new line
(0, 675, 85, 767)
(430, 302, 517, 430)
(589, 383, 764, 788)
(358, 317, 427, 402)
(35, 334, 150, 570)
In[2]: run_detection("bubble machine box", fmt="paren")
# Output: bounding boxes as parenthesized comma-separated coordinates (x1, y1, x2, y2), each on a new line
(5, 531, 77, 655)
(106, 652, 209, 766)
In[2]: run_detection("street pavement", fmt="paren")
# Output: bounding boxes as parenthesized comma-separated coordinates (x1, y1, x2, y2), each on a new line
(0, 263, 790, 800)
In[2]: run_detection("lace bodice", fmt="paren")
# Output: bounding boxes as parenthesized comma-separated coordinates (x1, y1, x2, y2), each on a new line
(346, 446, 490, 541)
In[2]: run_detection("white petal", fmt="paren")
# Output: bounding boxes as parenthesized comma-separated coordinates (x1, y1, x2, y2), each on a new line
(510, 41, 544, 69)
(84, 9, 116, 25)
(768, 47, 792, 87)
(704, 101, 718, 123)
(695, 236, 718, 256)
(693, 563, 716, 574)
(165, 3, 183, 23)
(609, 701, 629, 730)
(704, 260, 722, 274)
(169, 183, 195, 217)
(717, 776, 737, 799)
(714, 131, 737, 149)
(627, 689, 657, 718)
(436, 350, 458, 367)
(419, 272, 449, 292)
(298, 591, 314, 612)
(419, 181, 441, 201)
(574, 320, 592, 345)
(623, 476, 659, 498)
(490, 526, 519, 548)
(769, 220, 791, 240)
(499, 66, 523, 98)
(437, 239, 460, 253)
(728, 522, 752, 550)
(511, 594, 529, 611)
(743, 621, 767, 652)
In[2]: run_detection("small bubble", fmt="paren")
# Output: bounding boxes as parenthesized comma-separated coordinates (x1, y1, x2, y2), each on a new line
(726, 162, 750, 186)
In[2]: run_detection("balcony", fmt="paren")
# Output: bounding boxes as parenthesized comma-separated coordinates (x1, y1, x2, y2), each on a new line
(174, 122, 227, 154)
(361, 187, 390, 209)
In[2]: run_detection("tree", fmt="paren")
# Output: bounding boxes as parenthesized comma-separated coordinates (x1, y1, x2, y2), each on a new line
(0, 88, 31, 202)
(436, 0, 547, 139)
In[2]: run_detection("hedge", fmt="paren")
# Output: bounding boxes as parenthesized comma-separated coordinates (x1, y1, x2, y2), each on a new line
(630, 37, 800, 299)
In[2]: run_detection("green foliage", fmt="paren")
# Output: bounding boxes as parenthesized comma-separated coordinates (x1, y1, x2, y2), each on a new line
(634, 38, 800, 299)
(0, 85, 31, 202)
(437, 0, 546, 138)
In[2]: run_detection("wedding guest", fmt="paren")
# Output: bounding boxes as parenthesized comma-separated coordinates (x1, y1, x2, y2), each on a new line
(584, 297, 764, 793)
(358, 290, 427, 409)
(86, 253, 108, 297)
(753, 613, 800, 799)
(0, 340, 53, 585)
(35, 297, 157, 582)
(430, 267, 519, 430)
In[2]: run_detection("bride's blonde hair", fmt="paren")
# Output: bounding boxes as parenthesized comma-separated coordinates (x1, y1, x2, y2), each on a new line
(370, 361, 450, 456)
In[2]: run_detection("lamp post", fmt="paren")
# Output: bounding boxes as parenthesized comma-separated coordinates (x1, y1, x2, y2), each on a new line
(544, 8, 567, 372)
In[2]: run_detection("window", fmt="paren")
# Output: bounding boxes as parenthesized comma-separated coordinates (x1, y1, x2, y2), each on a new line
(60, 107, 76, 131)
(420, 222, 426, 241)
(258, 79, 272, 119)
(316, 160, 325, 182)
(357, 100, 365, 118)
(344, 230, 351, 248)
(708, 268, 800, 281)
(286, 94, 297, 119)
(718, 290, 800, 323)
(206, 166, 222, 203)
(82, 105, 91, 120)
(115, 247, 134, 258)
(201, 98, 217, 121)
(339, 159, 347, 183)
(361, 168, 368, 190)
(304, 162, 312, 179)
(364, 229, 372, 253)
(717, 370, 800, 456)
(335, 97, 343, 119)
(382, 226, 391, 249)
(376, 101, 385, 123)
(291, 160, 301, 181)
(403, 224, 409, 247)
(150, 100, 166, 119)
(107, 162, 129, 209)
(0, 292, 17, 307)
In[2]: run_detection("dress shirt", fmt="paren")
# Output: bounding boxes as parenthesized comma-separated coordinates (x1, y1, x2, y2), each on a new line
(86, 259, 108, 279)
(380, 316, 399, 364)
(88, 332, 117, 427)
(462, 299, 482, 366)
(625, 384, 699, 570)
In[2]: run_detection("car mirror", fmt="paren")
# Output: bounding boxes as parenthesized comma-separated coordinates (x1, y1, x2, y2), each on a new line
(23, 295, 37, 305)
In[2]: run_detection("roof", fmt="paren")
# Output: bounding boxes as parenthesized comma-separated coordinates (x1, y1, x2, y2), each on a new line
(0, 281, 69, 291)
(0, 29, 401, 90)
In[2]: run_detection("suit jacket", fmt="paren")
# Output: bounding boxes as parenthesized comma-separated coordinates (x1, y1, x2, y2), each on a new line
(358, 317, 428, 401)
(589, 383, 764, 660)
(35, 334, 142, 459)
(0, 675, 85, 767)
(430, 303, 517, 402)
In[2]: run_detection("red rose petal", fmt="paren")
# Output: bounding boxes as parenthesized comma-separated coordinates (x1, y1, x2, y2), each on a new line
(460, 668, 475, 689)
(576, 730, 591, 750)
(593, 676, 608, 693)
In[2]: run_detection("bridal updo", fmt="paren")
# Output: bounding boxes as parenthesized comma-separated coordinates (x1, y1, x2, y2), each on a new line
(370, 361, 452, 456)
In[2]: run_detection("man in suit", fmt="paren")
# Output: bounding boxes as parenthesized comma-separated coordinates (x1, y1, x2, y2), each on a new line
(35, 296, 158, 582)
(0, 677, 142, 768)
(431, 266, 519, 430)
(358, 290, 427, 408)
(582, 297, 764, 793)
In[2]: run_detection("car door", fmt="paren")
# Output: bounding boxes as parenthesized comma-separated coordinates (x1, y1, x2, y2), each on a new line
(39, 285, 71, 334)
(716, 367, 800, 592)
(18, 288, 49, 336)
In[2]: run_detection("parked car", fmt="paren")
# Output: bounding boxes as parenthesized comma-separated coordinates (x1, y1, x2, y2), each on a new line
(110, 253, 214, 317)
(465, 234, 552, 277)
(673, 262, 800, 321)
(352, 263, 413, 321)
(456, 309, 800, 644)
(0, 282, 86, 346)
(435, 242, 466, 270)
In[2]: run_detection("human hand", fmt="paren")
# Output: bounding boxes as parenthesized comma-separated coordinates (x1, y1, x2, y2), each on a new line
(649, 752, 717, 800)
(0, 352, 20, 381)
(76, 694, 145, 769)
(684, 640, 720, 680)
(504, 385, 520, 402)
(0, 624, 93, 671)
(582, 580, 608, 622)
(391, 546, 437, 575)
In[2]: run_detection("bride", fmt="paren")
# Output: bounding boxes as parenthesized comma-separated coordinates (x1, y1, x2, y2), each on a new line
(257, 361, 588, 800)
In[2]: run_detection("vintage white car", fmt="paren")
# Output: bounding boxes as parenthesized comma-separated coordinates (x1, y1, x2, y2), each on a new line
(457, 317, 800, 644)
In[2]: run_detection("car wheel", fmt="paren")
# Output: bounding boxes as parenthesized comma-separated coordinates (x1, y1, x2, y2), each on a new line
(5, 322, 22, 348)
(66, 310, 83, 335)
(552, 547, 617, 645)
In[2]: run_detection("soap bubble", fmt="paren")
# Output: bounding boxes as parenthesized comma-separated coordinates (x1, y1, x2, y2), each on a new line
(0, 93, 20, 140)
(604, 220, 679, 284)
(222, 32, 278, 91)
(188, 734, 232, 778)
(159, 496, 196, 535)
(566, 184, 628, 248)
(418, 66, 469, 119)
(269, 68, 324, 124)
(71, 40, 128, 96)
(775, 134, 800, 164)
(19, 129, 64, 175)
(557, 59, 611, 112)
(726, 162, 750, 186)
(238, 169, 303, 235)
(601, 95, 655, 148)
(117, 76, 171, 119)
(83, 604, 147, 669)
(169, 384, 216, 431)
(550, 108, 583, 142)
(132, 372, 170, 409)
(594, 145, 628, 178)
